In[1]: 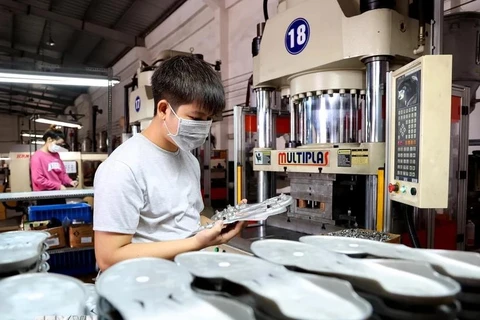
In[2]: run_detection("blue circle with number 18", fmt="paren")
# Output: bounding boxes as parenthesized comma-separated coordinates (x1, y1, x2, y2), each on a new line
(285, 18, 310, 55)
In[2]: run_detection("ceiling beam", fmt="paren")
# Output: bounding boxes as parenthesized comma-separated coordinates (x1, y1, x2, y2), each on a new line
(142, 0, 188, 37)
(0, 87, 72, 106)
(0, 45, 62, 65)
(0, 0, 145, 47)
(83, 0, 138, 66)
(203, 0, 225, 9)
(0, 105, 51, 116)
(0, 98, 63, 114)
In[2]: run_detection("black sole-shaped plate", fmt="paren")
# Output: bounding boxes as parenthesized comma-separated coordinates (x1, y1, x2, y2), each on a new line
(0, 273, 87, 319)
(95, 257, 255, 320)
(300, 236, 480, 286)
(251, 239, 460, 305)
(175, 251, 372, 320)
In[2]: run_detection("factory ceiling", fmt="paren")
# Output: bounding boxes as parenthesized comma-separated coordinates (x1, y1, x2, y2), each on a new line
(0, 0, 187, 117)
(0, 0, 477, 117)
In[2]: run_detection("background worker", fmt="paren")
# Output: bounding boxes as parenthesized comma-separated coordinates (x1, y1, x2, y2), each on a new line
(30, 125, 78, 205)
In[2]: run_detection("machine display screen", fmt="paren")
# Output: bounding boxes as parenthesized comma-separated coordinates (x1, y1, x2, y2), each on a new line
(394, 70, 421, 183)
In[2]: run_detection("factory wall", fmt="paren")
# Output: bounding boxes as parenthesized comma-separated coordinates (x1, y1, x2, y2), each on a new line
(0, 115, 49, 154)
(74, 0, 278, 159)
(0, 115, 21, 154)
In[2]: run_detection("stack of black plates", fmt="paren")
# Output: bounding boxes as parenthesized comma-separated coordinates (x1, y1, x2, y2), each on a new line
(0, 273, 87, 320)
(422, 250, 480, 320)
(175, 251, 373, 320)
(251, 239, 462, 320)
(0, 231, 50, 279)
(84, 283, 99, 318)
(94, 257, 258, 320)
(300, 236, 480, 320)
(458, 283, 480, 320)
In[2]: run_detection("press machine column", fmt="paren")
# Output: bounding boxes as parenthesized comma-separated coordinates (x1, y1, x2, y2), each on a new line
(256, 88, 275, 208)
(363, 56, 390, 229)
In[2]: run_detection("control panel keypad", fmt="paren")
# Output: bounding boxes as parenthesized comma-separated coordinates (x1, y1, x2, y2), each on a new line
(394, 71, 421, 183)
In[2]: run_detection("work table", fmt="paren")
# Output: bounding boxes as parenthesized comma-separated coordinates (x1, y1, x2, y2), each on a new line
(227, 225, 308, 254)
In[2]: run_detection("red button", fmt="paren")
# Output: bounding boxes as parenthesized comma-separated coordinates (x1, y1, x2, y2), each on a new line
(388, 183, 399, 193)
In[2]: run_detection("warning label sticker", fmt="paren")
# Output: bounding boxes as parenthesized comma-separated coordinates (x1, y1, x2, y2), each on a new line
(254, 151, 271, 165)
(337, 149, 352, 167)
(352, 149, 369, 165)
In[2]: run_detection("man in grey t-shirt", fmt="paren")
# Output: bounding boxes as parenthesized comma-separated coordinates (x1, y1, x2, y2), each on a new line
(93, 55, 245, 271)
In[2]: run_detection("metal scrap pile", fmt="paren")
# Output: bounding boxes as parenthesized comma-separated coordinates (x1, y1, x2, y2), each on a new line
(326, 229, 391, 242)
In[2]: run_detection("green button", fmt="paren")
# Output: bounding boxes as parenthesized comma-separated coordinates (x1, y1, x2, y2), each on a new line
(214, 247, 219, 252)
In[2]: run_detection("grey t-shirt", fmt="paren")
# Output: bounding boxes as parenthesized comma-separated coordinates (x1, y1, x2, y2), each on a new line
(93, 134, 203, 243)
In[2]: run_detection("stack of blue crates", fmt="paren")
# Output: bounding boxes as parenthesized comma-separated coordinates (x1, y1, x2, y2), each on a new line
(28, 203, 96, 276)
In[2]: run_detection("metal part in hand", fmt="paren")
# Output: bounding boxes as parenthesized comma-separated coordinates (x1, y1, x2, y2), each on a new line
(195, 194, 293, 234)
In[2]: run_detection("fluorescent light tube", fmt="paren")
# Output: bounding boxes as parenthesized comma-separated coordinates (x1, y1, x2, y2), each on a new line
(0, 157, 10, 160)
(0, 71, 120, 87)
(21, 133, 43, 138)
(32, 140, 45, 145)
(34, 117, 82, 129)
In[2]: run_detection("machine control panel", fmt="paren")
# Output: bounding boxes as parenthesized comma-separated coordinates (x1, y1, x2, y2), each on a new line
(388, 55, 452, 208)
(394, 70, 420, 183)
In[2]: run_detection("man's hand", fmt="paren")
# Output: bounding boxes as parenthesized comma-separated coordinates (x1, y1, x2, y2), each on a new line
(70, 180, 79, 188)
(60, 185, 67, 190)
(194, 220, 247, 248)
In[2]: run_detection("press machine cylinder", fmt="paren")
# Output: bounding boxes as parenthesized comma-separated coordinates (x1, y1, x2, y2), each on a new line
(294, 90, 361, 145)
(255, 88, 276, 206)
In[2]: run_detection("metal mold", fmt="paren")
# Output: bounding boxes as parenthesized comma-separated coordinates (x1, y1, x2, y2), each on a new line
(193, 194, 293, 235)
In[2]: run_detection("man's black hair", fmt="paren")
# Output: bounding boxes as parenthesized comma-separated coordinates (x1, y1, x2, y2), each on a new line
(151, 55, 225, 116)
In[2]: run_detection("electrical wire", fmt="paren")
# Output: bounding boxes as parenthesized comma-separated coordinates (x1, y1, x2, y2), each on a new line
(405, 205, 421, 248)
(263, 0, 269, 21)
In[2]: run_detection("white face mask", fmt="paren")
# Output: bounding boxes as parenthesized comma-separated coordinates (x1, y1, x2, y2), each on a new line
(48, 143, 61, 153)
(164, 104, 212, 151)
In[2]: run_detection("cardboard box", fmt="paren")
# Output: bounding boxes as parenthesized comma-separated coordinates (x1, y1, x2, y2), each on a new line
(0, 200, 19, 221)
(44, 226, 66, 249)
(387, 233, 401, 244)
(0, 217, 22, 233)
(69, 224, 94, 248)
(0, 203, 5, 220)
(23, 220, 50, 231)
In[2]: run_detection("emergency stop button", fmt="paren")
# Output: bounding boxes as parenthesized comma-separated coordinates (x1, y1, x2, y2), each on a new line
(388, 183, 399, 193)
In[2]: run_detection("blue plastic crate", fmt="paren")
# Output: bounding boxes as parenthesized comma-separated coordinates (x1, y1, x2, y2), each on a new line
(48, 248, 97, 276)
(28, 203, 92, 223)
